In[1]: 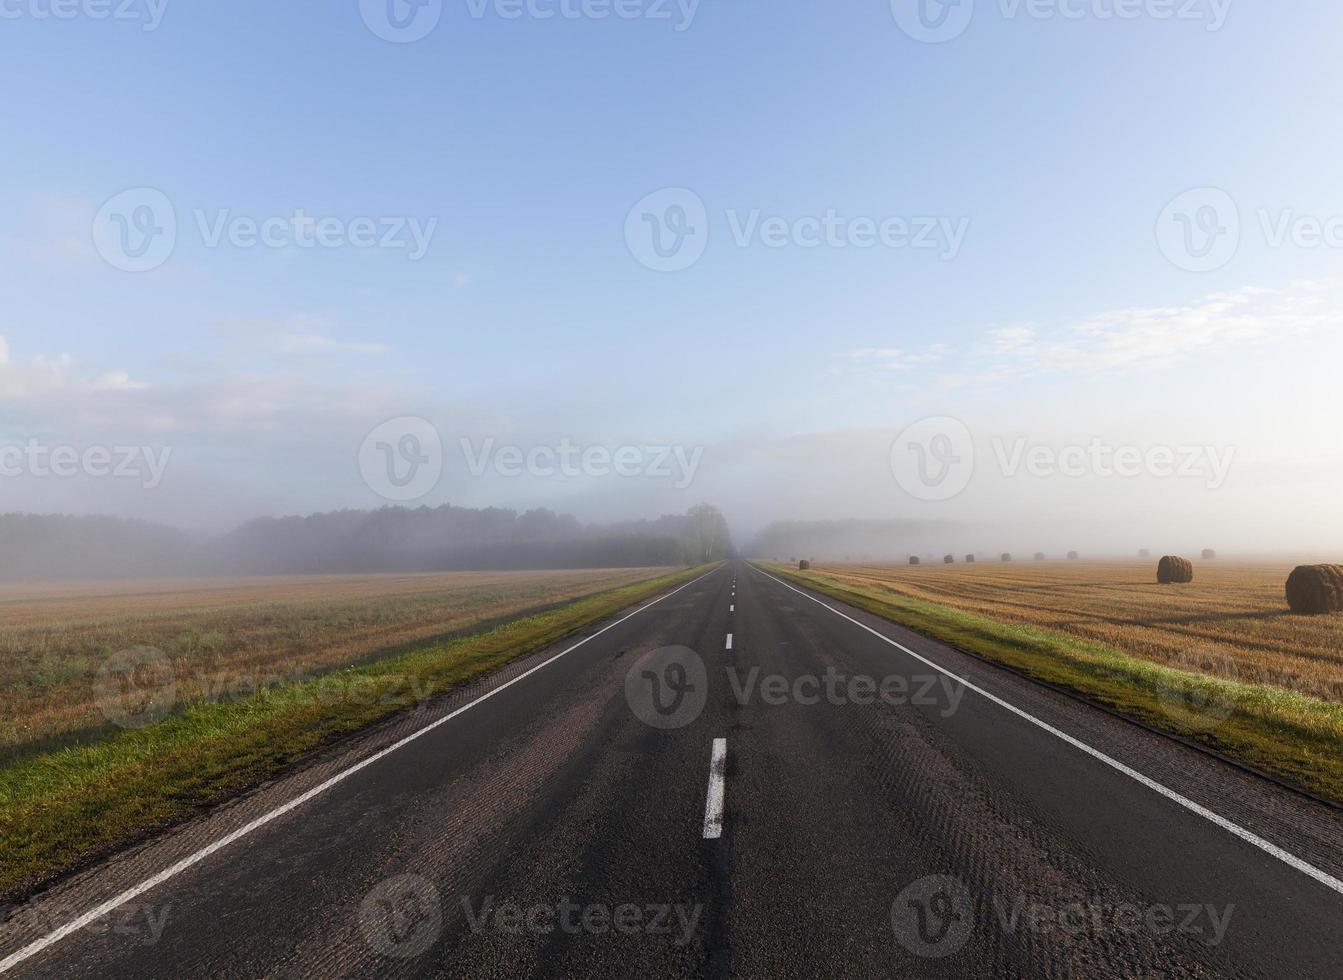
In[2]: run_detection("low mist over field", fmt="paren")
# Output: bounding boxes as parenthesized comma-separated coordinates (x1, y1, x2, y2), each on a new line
(3, 306, 1341, 561)
(0, 505, 732, 581)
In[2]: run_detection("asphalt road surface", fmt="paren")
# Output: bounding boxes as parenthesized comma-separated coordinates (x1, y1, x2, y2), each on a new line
(4, 561, 1343, 978)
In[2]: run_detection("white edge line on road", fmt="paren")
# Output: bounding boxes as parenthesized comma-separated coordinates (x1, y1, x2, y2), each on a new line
(0, 566, 723, 976)
(751, 566, 1343, 898)
(703, 737, 728, 839)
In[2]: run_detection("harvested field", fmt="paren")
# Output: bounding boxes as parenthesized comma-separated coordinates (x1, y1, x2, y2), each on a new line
(0, 568, 672, 758)
(792, 560, 1343, 703)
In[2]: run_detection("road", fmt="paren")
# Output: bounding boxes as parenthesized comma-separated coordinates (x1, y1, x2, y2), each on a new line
(3, 560, 1343, 978)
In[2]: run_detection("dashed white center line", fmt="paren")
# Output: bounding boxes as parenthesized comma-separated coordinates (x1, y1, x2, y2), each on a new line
(703, 738, 728, 839)
(730, 604, 735, 613)
(725, 633, 733, 650)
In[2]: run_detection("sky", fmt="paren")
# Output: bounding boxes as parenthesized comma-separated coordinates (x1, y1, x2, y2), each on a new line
(2, 0, 1342, 553)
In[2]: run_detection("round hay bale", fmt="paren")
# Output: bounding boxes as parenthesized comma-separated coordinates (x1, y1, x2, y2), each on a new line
(1157, 556, 1194, 585)
(909, 556, 921, 566)
(1202, 549, 1217, 561)
(798, 559, 811, 571)
(1286, 564, 1343, 615)
(965, 554, 976, 563)
(1139, 549, 1151, 558)
(1034, 552, 1046, 561)
(1067, 551, 1080, 560)
(1001, 553, 1012, 562)
(944, 555, 955, 564)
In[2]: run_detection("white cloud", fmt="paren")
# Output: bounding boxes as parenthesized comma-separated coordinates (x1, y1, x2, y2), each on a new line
(214, 315, 390, 359)
(836, 280, 1343, 390)
(968, 282, 1340, 380)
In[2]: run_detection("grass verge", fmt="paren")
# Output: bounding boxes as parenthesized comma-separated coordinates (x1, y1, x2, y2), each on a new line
(758, 563, 1343, 806)
(0, 565, 712, 901)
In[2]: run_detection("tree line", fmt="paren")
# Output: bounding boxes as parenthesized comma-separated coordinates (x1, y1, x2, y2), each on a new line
(0, 504, 734, 580)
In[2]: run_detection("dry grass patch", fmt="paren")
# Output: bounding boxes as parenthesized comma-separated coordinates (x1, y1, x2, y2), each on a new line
(787, 560, 1343, 703)
(0, 568, 671, 759)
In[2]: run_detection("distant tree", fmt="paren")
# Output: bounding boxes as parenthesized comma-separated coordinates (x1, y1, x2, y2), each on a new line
(687, 503, 732, 562)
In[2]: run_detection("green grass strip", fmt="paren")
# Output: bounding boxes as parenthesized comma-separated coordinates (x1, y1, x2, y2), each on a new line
(0, 565, 713, 900)
(758, 563, 1343, 805)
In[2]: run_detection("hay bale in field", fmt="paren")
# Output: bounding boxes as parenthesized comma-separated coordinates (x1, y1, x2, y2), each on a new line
(798, 559, 811, 571)
(1139, 549, 1151, 558)
(909, 556, 921, 566)
(944, 555, 955, 564)
(1157, 556, 1194, 584)
(1067, 551, 1079, 560)
(1001, 553, 1012, 562)
(1202, 549, 1217, 560)
(1285, 564, 1343, 615)
(1034, 552, 1046, 561)
(965, 554, 976, 563)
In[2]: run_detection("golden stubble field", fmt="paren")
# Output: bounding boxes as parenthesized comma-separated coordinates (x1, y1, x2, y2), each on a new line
(811, 560, 1343, 703)
(0, 567, 672, 757)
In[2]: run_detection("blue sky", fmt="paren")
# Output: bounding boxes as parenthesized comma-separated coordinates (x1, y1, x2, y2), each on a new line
(2, 1, 1342, 549)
